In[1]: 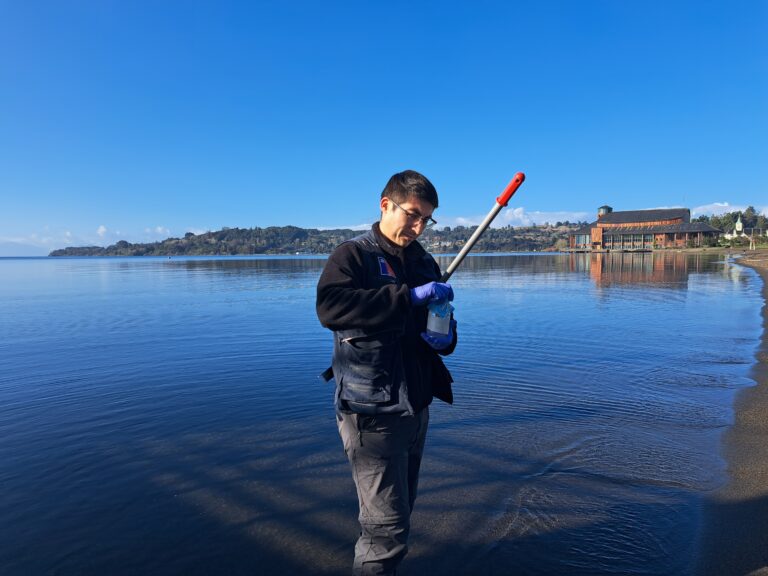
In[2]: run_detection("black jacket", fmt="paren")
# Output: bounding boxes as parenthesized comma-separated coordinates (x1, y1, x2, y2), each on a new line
(316, 224, 456, 415)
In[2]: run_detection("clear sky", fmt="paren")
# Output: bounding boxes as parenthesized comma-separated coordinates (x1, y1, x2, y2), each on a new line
(1, 0, 766, 255)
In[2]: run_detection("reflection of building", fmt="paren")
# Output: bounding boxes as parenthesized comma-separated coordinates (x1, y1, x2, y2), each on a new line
(569, 205, 721, 251)
(568, 251, 706, 287)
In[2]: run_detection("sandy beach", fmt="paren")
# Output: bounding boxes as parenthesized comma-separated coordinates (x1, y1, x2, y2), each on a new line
(697, 249, 768, 576)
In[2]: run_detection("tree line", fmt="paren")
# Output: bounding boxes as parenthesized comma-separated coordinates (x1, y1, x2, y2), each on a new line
(49, 223, 582, 257)
(49, 207, 767, 257)
(694, 206, 767, 232)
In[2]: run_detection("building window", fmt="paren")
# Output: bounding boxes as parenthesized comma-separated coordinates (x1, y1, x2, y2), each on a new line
(643, 234, 653, 249)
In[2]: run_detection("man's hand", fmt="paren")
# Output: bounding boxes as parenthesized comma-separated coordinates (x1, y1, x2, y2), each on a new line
(421, 319, 457, 350)
(410, 282, 454, 306)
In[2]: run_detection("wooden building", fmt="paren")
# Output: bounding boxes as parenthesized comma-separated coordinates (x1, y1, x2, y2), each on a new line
(569, 206, 721, 251)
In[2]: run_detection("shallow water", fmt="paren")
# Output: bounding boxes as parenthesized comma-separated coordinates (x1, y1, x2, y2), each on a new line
(0, 252, 762, 575)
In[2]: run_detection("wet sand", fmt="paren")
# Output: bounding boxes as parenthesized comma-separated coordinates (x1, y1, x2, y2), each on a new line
(697, 250, 768, 576)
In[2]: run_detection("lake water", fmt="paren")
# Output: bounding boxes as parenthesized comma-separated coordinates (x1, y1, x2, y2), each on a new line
(0, 252, 763, 576)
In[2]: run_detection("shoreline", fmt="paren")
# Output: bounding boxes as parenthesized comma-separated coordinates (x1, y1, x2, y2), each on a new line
(696, 250, 768, 575)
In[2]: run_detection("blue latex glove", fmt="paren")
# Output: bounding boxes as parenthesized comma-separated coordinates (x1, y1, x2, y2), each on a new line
(421, 319, 457, 350)
(410, 281, 454, 306)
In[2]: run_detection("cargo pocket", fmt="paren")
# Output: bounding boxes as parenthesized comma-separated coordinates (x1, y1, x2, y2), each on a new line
(336, 330, 399, 404)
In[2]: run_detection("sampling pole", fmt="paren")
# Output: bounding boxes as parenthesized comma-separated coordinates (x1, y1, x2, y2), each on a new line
(440, 172, 526, 283)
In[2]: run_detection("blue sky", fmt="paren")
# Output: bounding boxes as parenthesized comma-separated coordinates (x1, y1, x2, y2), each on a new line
(1, 1, 766, 255)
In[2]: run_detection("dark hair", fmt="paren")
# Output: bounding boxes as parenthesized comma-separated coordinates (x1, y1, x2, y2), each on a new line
(381, 170, 438, 209)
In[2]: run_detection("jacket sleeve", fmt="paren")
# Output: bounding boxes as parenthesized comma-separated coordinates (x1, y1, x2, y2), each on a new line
(316, 243, 411, 332)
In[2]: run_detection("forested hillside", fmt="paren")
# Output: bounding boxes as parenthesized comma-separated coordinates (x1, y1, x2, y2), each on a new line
(49, 223, 580, 256)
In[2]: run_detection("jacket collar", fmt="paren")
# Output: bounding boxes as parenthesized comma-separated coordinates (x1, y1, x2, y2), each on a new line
(372, 223, 426, 261)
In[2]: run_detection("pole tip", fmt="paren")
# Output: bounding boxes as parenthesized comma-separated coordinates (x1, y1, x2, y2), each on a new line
(496, 172, 526, 207)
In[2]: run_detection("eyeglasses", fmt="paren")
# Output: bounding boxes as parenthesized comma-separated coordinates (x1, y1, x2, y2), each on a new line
(388, 198, 437, 229)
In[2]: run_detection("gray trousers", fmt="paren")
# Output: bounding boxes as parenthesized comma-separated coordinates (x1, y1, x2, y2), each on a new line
(337, 408, 429, 576)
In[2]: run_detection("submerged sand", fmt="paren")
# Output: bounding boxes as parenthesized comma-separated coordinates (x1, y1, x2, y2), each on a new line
(697, 250, 768, 576)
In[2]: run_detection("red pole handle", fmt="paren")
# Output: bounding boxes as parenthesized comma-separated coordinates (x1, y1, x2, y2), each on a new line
(496, 172, 526, 207)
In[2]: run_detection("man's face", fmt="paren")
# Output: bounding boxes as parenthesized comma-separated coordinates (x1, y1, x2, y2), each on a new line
(378, 196, 435, 248)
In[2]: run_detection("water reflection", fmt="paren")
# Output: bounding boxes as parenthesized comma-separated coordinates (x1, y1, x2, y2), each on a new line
(568, 252, 715, 288)
(434, 253, 572, 278)
(172, 256, 327, 275)
(0, 254, 763, 575)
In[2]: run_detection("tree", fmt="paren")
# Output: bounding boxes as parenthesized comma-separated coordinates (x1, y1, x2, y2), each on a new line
(743, 206, 758, 228)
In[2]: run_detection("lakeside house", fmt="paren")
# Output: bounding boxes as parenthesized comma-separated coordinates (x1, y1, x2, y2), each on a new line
(722, 214, 768, 242)
(569, 205, 722, 251)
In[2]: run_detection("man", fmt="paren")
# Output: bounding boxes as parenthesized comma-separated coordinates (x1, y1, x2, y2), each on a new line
(316, 170, 457, 576)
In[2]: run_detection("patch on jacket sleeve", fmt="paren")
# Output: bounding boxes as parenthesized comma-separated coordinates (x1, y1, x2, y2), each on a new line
(377, 256, 396, 279)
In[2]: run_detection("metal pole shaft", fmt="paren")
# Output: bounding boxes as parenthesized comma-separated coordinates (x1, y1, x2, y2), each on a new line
(441, 203, 503, 282)
(438, 172, 525, 283)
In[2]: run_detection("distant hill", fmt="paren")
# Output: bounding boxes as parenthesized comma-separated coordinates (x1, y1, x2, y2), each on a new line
(49, 224, 582, 257)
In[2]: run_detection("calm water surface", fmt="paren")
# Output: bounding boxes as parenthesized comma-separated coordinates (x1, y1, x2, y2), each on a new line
(0, 253, 763, 575)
